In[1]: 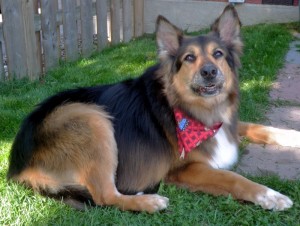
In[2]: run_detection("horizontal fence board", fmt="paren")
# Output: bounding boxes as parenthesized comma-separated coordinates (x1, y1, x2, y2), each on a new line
(41, 0, 60, 71)
(80, 0, 94, 57)
(37, 2, 97, 31)
(62, 0, 79, 62)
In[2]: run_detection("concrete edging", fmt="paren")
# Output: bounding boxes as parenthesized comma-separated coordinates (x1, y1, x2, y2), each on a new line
(144, 0, 299, 33)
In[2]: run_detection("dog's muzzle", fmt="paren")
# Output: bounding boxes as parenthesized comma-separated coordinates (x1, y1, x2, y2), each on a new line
(191, 64, 224, 97)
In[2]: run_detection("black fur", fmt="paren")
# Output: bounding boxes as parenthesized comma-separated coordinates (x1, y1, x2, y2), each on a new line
(7, 65, 174, 195)
(8, 7, 242, 205)
(7, 35, 239, 202)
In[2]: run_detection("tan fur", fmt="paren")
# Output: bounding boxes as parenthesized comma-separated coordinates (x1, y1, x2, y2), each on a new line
(238, 121, 300, 148)
(171, 42, 238, 126)
(13, 103, 169, 212)
(13, 103, 118, 194)
(15, 167, 65, 193)
(166, 162, 269, 202)
(238, 121, 271, 144)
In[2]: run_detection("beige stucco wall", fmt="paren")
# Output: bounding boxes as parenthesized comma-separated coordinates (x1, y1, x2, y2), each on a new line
(144, 0, 299, 33)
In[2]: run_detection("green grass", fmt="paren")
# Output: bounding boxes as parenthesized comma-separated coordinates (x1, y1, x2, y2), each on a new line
(239, 24, 295, 122)
(1, 23, 300, 225)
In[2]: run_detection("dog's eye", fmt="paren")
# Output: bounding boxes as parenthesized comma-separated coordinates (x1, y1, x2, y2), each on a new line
(213, 50, 223, 59)
(184, 54, 196, 62)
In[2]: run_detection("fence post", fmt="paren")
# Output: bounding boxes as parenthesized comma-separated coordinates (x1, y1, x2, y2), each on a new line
(0, 41, 4, 81)
(0, 0, 4, 80)
(133, 0, 144, 38)
(123, 0, 133, 43)
(33, 0, 43, 77)
(96, 0, 109, 50)
(111, 0, 121, 44)
(1, 0, 42, 80)
(40, 0, 59, 72)
(62, 0, 79, 62)
(80, 0, 94, 57)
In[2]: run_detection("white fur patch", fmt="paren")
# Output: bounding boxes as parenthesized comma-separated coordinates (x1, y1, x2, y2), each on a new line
(267, 127, 300, 148)
(143, 194, 169, 212)
(255, 187, 293, 211)
(209, 127, 238, 169)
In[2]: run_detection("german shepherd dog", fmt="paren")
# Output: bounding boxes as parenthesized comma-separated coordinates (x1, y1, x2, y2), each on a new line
(7, 5, 300, 212)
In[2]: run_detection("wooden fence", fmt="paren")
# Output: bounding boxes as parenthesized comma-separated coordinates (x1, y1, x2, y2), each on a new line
(0, 0, 144, 81)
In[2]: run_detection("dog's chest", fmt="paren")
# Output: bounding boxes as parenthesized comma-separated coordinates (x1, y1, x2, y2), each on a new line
(208, 127, 238, 169)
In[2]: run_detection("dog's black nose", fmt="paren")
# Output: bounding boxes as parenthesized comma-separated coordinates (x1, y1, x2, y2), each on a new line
(200, 64, 218, 80)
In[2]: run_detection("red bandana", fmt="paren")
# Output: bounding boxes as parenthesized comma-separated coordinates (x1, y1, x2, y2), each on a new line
(174, 108, 222, 159)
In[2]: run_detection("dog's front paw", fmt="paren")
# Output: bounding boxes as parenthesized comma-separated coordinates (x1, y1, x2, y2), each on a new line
(255, 188, 293, 211)
(140, 194, 169, 213)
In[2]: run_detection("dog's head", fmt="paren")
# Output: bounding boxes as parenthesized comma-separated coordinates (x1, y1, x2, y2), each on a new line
(156, 5, 243, 125)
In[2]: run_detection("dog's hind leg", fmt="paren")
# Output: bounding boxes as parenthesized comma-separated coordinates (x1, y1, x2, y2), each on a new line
(238, 121, 300, 148)
(11, 103, 168, 212)
(55, 104, 169, 213)
(79, 110, 169, 213)
(82, 162, 169, 213)
(49, 104, 169, 213)
(166, 162, 292, 211)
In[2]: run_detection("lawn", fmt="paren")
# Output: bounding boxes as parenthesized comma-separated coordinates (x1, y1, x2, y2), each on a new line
(1, 23, 300, 225)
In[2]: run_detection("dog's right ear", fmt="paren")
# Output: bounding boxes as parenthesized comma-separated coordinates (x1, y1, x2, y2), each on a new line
(155, 15, 183, 59)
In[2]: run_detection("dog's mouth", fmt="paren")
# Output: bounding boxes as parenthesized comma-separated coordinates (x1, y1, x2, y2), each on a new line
(192, 82, 223, 97)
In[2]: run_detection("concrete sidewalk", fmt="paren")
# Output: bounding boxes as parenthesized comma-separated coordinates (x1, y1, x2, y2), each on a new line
(236, 36, 300, 180)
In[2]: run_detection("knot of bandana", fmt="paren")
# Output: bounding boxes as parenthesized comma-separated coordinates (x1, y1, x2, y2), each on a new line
(174, 108, 222, 159)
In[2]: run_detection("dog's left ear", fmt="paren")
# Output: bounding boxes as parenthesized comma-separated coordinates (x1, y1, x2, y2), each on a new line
(211, 5, 242, 51)
(156, 15, 183, 59)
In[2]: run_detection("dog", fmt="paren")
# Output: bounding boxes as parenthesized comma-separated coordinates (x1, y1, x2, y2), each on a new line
(7, 5, 300, 213)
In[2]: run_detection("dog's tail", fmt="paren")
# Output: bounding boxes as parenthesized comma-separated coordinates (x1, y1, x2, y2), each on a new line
(238, 121, 300, 148)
